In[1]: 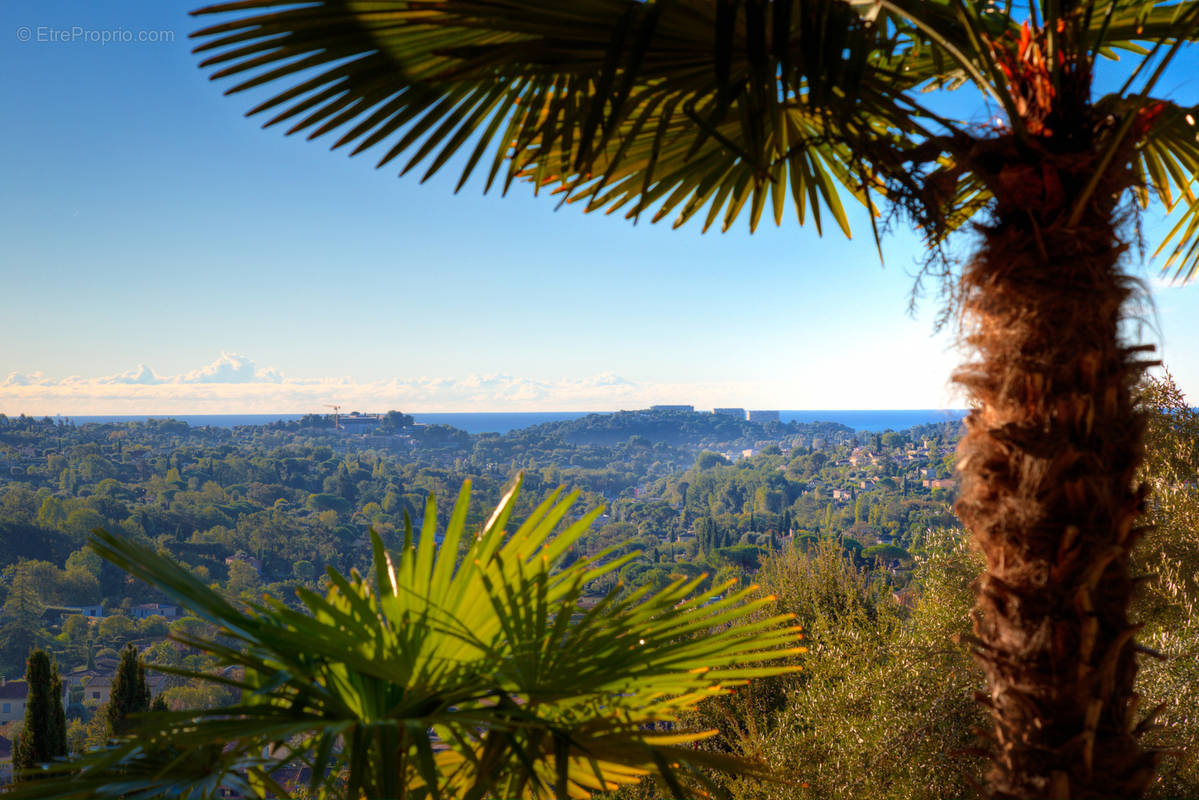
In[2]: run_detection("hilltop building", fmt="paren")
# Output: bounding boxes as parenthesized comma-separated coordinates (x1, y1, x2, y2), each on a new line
(339, 413, 383, 434)
(713, 408, 745, 418)
(746, 410, 780, 423)
(650, 405, 694, 412)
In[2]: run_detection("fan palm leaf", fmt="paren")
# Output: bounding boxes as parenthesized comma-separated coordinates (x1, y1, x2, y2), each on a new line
(187, 1, 1199, 262)
(189, 0, 956, 240)
(8, 479, 803, 799)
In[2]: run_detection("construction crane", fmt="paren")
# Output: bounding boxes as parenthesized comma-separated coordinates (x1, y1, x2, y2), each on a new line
(324, 404, 341, 430)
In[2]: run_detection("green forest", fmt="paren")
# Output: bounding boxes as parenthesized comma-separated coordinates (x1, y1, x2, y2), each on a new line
(0, 407, 948, 674)
(2, 377, 1198, 797)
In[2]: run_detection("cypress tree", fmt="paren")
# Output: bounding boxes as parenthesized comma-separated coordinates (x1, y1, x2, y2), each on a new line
(105, 643, 150, 738)
(12, 649, 67, 781)
(697, 518, 711, 554)
(49, 662, 66, 758)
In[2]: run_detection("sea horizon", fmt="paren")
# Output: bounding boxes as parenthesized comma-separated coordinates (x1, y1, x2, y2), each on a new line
(18, 409, 970, 435)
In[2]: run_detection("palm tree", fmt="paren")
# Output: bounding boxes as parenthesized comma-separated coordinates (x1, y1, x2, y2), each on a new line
(8, 481, 803, 799)
(183, 2, 1199, 797)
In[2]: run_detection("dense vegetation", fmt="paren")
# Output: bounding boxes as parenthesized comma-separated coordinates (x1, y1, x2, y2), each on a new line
(4, 483, 804, 799)
(0, 406, 956, 784)
(0, 409, 956, 675)
(4, 379, 1198, 798)
(613, 375, 1199, 800)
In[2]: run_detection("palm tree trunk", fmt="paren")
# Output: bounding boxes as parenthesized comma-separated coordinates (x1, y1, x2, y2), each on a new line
(954, 142, 1158, 799)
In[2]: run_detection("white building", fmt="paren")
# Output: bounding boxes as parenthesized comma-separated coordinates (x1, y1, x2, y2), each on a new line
(130, 603, 182, 620)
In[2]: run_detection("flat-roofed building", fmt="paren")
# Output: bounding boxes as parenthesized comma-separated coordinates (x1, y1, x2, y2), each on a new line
(746, 410, 780, 423)
(339, 414, 383, 434)
(130, 603, 181, 620)
(60, 604, 104, 618)
(713, 408, 745, 418)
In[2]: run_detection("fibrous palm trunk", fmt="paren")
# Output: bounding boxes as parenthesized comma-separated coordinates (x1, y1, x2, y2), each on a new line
(954, 137, 1158, 799)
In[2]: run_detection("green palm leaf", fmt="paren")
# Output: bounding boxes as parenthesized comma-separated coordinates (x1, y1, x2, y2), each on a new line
(10, 478, 802, 799)
(1138, 101, 1199, 279)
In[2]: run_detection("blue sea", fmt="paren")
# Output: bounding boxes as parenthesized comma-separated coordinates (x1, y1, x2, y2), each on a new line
(61, 410, 966, 435)
(779, 409, 968, 431)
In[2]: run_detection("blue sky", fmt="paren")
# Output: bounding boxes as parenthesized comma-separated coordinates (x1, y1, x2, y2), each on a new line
(3, 1, 1199, 414)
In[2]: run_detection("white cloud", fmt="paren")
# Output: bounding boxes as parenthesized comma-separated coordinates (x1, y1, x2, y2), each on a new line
(0, 353, 756, 415)
(2, 371, 49, 387)
(180, 351, 283, 384)
(98, 364, 164, 385)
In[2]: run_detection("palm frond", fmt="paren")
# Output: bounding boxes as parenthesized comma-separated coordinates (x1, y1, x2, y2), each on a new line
(1095, 0, 1199, 53)
(189, 0, 944, 237)
(1143, 101, 1199, 280)
(9, 478, 803, 799)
